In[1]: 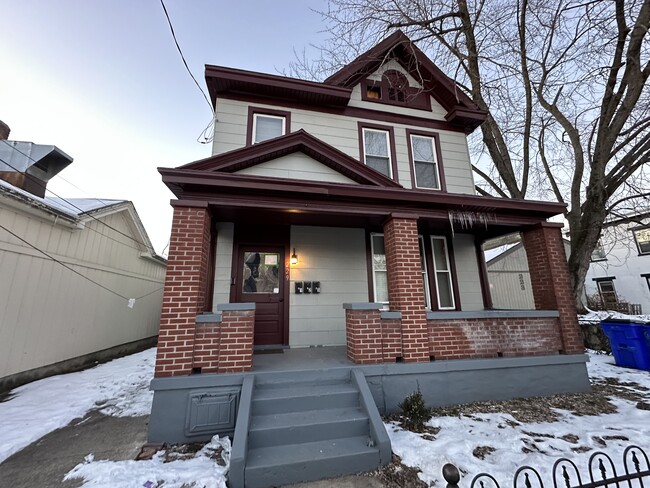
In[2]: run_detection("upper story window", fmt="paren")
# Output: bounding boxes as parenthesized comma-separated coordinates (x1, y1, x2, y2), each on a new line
(363, 128, 391, 177)
(247, 107, 291, 146)
(409, 133, 442, 190)
(634, 228, 650, 255)
(590, 240, 607, 262)
(359, 123, 397, 180)
(253, 114, 285, 143)
(361, 69, 431, 110)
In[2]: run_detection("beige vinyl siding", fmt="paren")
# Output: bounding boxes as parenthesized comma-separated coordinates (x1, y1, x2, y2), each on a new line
(0, 203, 166, 379)
(289, 226, 368, 347)
(235, 153, 358, 184)
(212, 98, 476, 195)
(212, 222, 234, 306)
(487, 245, 535, 309)
(451, 234, 484, 311)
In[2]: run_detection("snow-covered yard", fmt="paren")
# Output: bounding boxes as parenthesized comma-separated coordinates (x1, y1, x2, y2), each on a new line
(1, 337, 649, 487)
(388, 352, 650, 486)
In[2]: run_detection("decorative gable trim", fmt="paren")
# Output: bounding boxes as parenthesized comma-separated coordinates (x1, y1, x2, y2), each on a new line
(324, 30, 487, 131)
(177, 129, 401, 188)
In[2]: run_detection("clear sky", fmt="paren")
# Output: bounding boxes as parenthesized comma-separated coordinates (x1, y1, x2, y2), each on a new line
(0, 0, 328, 254)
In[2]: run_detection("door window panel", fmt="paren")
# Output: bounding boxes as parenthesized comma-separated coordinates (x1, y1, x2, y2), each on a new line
(242, 252, 280, 293)
(431, 236, 455, 309)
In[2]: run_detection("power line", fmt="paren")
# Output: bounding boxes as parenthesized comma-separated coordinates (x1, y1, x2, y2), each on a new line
(0, 222, 164, 303)
(158, 0, 215, 144)
(0, 140, 149, 251)
(159, 0, 212, 110)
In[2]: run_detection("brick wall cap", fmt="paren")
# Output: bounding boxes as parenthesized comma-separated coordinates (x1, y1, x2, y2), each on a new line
(427, 310, 560, 320)
(217, 303, 256, 311)
(343, 303, 385, 310)
(196, 312, 222, 323)
(381, 311, 402, 320)
(388, 212, 419, 220)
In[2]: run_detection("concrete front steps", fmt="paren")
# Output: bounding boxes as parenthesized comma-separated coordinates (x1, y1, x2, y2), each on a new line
(229, 369, 391, 488)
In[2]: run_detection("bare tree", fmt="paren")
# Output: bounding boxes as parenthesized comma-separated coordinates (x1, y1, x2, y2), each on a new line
(292, 0, 650, 308)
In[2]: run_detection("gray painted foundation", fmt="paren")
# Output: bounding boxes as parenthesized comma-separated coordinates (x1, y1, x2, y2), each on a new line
(148, 350, 590, 444)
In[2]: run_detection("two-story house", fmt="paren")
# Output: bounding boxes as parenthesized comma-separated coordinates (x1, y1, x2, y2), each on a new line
(586, 212, 650, 313)
(149, 32, 589, 487)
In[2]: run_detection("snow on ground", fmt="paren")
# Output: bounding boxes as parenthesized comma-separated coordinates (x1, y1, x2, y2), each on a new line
(0, 348, 156, 463)
(64, 436, 230, 488)
(579, 310, 650, 323)
(388, 353, 650, 486)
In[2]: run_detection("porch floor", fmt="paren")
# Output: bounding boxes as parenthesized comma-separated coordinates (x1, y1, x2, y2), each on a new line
(252, 346, 352, 372)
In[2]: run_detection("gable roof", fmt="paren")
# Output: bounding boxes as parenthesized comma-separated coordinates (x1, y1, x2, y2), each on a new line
(176, 129, 401, 188)
(324, 30, 486, 131)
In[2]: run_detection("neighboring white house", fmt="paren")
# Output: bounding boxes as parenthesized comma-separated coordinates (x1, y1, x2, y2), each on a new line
(585, 212, 650, 314)
(0, 137, 166, 390)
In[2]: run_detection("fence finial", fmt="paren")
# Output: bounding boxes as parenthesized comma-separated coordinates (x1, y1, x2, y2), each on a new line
(442, 463, 461, 488)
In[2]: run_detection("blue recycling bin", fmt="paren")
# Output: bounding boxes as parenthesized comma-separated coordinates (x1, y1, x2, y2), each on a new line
(600, 319, 650, 370)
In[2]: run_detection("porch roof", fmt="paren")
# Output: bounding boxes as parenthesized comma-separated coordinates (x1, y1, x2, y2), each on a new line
(160, 167, 566, 238)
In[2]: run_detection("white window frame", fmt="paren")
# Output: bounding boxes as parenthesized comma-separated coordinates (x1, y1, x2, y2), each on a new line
(370, 233, 389, 306)
(430, 235, 455, 310)
(410, 134, 441, 190)
(362, 128, 393, 179)
(633, 228, 650, 255)
(419, 236, 431, 309)
(252, 113, 286, 144)
(596, 278, 617, 308)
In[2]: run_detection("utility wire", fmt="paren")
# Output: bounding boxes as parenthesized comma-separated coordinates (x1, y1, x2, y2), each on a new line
(159, 0, 212, 110)
(0, 141, 149, 251)
(159, 0, 215, 144)
(0, 223, 164, 302)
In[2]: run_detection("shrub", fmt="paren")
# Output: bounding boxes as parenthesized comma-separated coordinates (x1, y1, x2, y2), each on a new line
(399, 388, 430, 432)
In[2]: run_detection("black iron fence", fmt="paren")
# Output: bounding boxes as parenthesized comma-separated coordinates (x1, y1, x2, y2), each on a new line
(442, 445, 649, 487)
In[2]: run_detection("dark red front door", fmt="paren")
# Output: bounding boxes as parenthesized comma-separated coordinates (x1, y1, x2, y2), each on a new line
(235, 246, 286, 345)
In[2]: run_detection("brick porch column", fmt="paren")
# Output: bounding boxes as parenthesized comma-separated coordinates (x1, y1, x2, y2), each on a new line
(522, 222, 583, 354)
(383, 214, 429, 362)
(155, 204, 212, 377)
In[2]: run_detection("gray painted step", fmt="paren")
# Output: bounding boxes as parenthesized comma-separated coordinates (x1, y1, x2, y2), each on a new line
(249, 406, 369, 448)
(252, 382, 359, 415)
(245, 436, 380, 488)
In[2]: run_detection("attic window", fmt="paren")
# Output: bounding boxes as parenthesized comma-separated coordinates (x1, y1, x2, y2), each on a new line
(361, 70, 431, 110)
(384, 70, 408, 102)
(366, 84, 381, 100)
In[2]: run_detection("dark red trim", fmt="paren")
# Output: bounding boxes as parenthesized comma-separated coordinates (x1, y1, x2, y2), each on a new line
(160, 167, 567, 218)
(178, 129, 400, 188)
(205, 64, 352, 108)
(357, 122, 400, 184)
(246, 106, 292, 146)
(592, 276, 616, 282)
(405, 128, 447, 192)
(324, 31, 486, 129)
(204, 220, 217, 312)
(217, 92, 471, 133)
(475, 238, 493, 309)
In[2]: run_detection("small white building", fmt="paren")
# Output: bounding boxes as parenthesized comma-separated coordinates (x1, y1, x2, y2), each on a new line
(585, 213, 650, 314)
(0, 137, 166, 391)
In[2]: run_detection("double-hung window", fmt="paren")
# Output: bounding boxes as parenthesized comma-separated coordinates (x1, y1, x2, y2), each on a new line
(362, 128, 392, 178)
(419, 236, 431, 309)
(410, 134, 441, 189)
(431, 236, 455, 309)
(370, 233, 388, 305)
(252, 113, 285, 144)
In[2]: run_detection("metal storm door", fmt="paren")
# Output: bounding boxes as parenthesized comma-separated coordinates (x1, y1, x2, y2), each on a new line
(235, 247, 286, 345)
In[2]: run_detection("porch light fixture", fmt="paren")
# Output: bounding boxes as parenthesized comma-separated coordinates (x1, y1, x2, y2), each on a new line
(290, 248, 298, 265)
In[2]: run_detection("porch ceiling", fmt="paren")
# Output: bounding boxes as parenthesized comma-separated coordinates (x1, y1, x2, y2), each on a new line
(161, 169, 567, 238)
